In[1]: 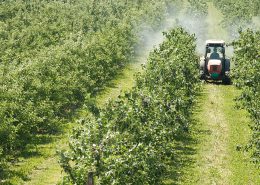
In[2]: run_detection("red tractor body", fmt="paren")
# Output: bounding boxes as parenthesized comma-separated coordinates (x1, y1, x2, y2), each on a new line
(200, 40, 231, 84)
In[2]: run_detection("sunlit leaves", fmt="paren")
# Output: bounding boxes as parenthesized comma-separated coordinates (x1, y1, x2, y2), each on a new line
(0, 0, 169, 170)
(233, 29, 260, 164)
(60, 28, 200, 184)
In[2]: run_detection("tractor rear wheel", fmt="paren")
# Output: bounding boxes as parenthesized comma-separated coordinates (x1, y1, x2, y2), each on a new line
(222, 75, 231, 85)
(223, 59, 231, 85)
(200, 59, 206, 80)
(225, 58, 230, 71)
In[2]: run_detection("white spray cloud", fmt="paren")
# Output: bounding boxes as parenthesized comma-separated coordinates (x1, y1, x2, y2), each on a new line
(135, 2, 259, 60)
(135, 4, 209, 59)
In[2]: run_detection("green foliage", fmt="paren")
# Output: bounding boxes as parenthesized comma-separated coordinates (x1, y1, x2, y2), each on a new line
(187, 0, 208, 16)
(212, 0, 260, 30)
(60, 27, 200, 184)
(232, 29, 260, 164)
(0, 0, 170, 170)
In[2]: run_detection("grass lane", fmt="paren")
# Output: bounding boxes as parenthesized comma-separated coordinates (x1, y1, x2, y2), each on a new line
(173, 2, 260, 184)
(223, 87, 260, 184)
(96, 54, 145, 107)
(175, 84, 260, 185)
(194, 84, 231, 184)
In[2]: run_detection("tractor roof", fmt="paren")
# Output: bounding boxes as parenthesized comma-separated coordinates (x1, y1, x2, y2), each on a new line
(206, 40, 225, 45)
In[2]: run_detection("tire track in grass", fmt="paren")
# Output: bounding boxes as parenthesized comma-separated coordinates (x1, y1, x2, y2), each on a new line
(177, 84, 260, 185)
(164, 2, 260, 184)
(196, 84, 231, 184)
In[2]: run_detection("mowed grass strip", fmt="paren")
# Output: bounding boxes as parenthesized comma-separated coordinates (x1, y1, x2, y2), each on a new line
(173, 84, 260, 185)
(222, 86, 260, 184)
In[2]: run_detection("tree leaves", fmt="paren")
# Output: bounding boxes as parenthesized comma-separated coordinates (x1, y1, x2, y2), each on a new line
(233, 29, 260, 164)
(0, 0, 169, 169)
(60, 27, 200, 184)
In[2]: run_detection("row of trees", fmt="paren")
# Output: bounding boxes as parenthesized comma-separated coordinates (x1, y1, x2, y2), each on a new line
(233, 29, 260, 165)
(212, 0, 260, 36)
(187, 0, 208, 15)
(212, 0, 260, 24)
(211, 0, 259, 165)
(59, 27, 200, 184)
(0, 0, 176, 174)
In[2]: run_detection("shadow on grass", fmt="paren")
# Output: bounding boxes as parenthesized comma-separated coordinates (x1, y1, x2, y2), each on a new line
(204, 80, 233, 86)
(93, 66, 134, 98)
(19, 134, 57, 158)
(0, 168, 31, 185)
(0, 134, 61, 184)
(162, 90, 211, 184)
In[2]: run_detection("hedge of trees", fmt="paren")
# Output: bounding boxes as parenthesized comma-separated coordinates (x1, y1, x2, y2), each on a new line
(212, 0, 260, 34)
(59, 27, 200, 184)
(233, 29, 260, 165)
(0, 0, 175, 173)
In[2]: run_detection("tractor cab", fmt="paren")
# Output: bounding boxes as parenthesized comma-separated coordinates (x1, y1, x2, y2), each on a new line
(205, 40, 225, 60)
(200, 40, 231, 84)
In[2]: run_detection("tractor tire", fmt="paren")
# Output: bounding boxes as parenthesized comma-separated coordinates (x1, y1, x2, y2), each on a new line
(200, 72, 205, 80)
(223, 58, 231, 85)
(200, 59, 205, 70)
(222, 75, 231, 85)
(225, 58, 230, 72)
(200, 59, 206, 80)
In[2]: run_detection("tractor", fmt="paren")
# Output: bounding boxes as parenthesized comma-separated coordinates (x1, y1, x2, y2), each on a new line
(200, 40, 231, 84)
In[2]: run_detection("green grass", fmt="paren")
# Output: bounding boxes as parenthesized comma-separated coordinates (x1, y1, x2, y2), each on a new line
(165, 84, 260, 185)
(165, 84, 231, 184)
(1, 125, 71, 185)
(164, 2, 260, 184)
(223, 86, 260, 184)
(96, 55, 145, 107)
